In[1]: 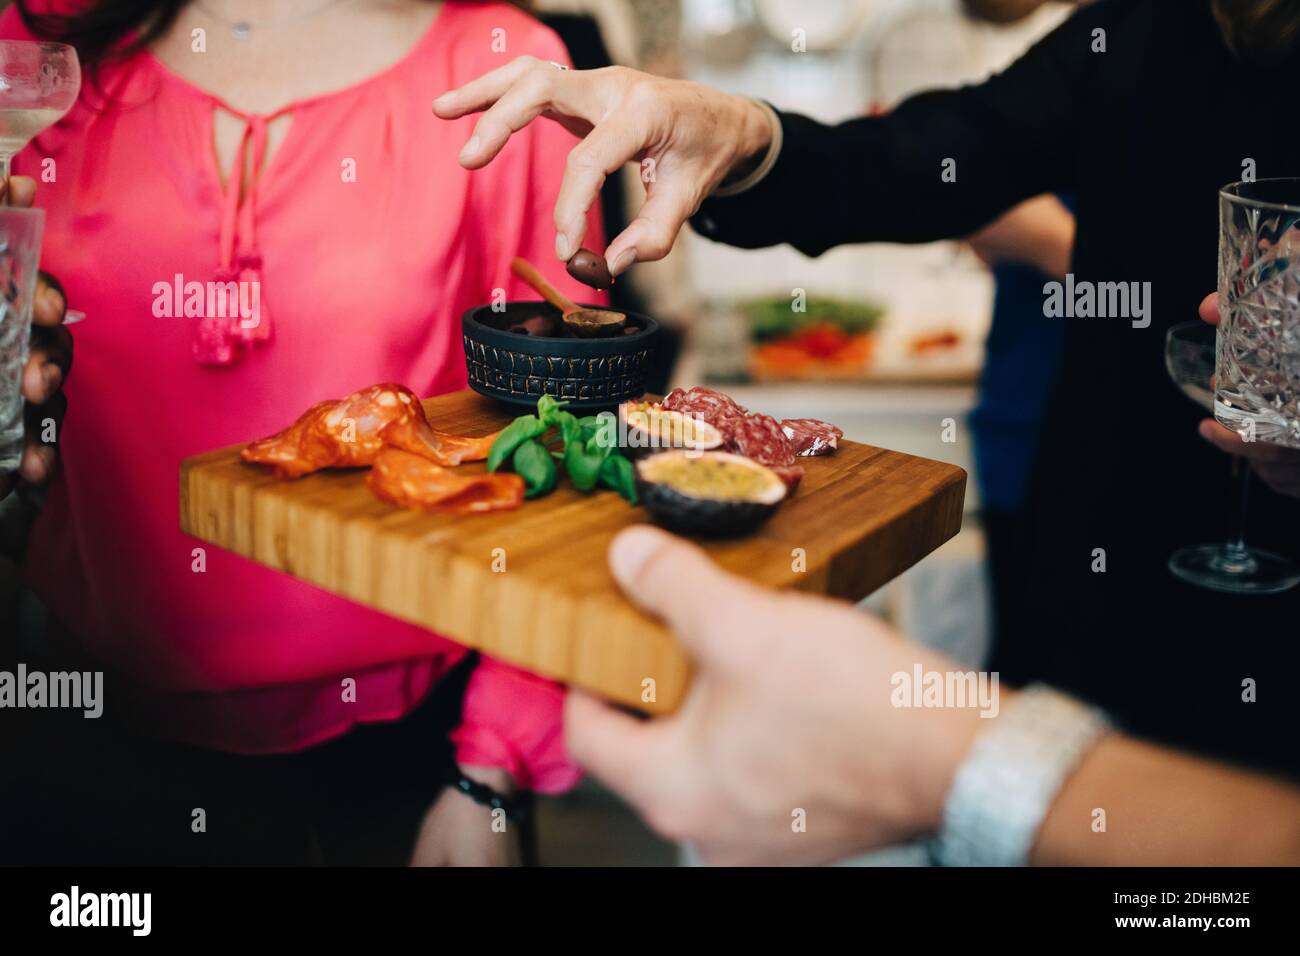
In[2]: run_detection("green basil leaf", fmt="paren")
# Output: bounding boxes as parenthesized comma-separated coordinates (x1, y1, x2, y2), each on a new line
(565, 435, 611, 492)
(537, 394, 569, 427)
(487, 415, 545, 472)
(591, 412, 620, 450)
(598, 453, 638, 505)
(553, 410, 581, 447)
(513, 438, 557, 499)
(577, 413, 616, 448)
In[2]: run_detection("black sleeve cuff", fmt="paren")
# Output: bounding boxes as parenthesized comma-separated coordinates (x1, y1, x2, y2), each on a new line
(690, 110, 864, 259)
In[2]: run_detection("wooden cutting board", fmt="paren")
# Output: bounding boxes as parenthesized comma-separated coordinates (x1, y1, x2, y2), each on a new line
(180, 389, 966, 713)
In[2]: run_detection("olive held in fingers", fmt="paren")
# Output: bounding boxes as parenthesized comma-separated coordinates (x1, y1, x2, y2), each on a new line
(566, 247, 614, 291)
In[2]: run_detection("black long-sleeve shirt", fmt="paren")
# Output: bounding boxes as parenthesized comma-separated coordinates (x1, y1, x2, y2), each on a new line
(695, 0, 1300, 778)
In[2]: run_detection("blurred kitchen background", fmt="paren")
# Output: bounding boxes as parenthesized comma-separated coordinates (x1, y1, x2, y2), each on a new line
(529, 0, 1076, 865)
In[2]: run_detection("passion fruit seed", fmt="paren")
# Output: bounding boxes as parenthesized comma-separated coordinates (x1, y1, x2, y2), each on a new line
(620, 402, 723, 454)
(643, 456, 773, 500)
(635, 450, 786, 537)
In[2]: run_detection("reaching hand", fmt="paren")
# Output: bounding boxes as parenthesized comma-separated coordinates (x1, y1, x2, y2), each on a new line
(434, 59, 773, 277)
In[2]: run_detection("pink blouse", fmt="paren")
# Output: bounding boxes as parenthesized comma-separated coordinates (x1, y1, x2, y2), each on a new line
(5, 1, 605, 791)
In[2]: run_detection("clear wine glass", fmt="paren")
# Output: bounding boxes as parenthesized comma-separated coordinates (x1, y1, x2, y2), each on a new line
(0, 41, 77, 470)
(1165, 321, 1300, 593)
(0, 40, 80, 196)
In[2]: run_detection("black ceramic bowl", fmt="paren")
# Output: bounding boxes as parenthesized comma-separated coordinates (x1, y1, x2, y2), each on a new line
(462, 301, 659, 410)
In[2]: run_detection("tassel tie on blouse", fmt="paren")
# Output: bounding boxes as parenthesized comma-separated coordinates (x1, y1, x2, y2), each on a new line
(194, 111, 275, 366)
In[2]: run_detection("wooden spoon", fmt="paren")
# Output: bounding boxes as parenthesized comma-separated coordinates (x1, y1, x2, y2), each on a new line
(510, 257, 627, 338)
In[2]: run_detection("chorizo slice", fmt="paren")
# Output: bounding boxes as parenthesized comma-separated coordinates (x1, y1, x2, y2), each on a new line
(380, 416, 502, 467)
(366, 448, 524, 515)
(242, 383, 499, 477)
(240, 400, 340, 479)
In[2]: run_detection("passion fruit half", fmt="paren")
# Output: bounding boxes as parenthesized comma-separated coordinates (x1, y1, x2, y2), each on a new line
(635, 450, 787, 537)
(618, 401, 725, 457)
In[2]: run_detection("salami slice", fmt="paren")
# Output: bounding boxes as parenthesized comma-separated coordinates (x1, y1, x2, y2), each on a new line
(656, 386, 837, 494)
(728, 413, 796, 467)
(662, 386, 747, 424)
(780, 418, 843, 457)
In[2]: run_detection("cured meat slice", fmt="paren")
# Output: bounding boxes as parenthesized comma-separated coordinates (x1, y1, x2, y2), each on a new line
(242, 383, 501, 478)
(780, 418, 843, 457)
(662, 387, 765, 449)
(366, 448, 524, 514)
(383, 416, 501, 466)
(656, 385, 837, 497)
(771, 465, 805, 494)
(661, 386, 747, 428)
(240, 400, 342, 479)
(728, 413, 796, 467)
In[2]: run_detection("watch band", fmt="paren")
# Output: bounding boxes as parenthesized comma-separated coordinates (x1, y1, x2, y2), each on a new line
(710, 99, 784, 198)
(931, 684, 1111, 867)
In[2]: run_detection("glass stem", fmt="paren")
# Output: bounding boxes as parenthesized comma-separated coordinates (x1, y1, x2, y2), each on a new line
(1227, 455, 1252, 557)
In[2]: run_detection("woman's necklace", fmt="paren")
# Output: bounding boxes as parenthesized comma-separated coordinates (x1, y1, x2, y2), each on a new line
(192, 0, 358, 42)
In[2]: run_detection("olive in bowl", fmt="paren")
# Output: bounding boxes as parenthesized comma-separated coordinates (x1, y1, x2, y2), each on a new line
(462, 301, 659, 411)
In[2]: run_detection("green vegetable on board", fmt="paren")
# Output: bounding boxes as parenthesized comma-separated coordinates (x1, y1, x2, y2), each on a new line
(487, 396, 635, 504)
(512, 438, 557, 499)
(552, 410, 582, 447)
(565, 434, 612, 492)
(487, 414, 547, 472)
(537, 394, 568, 426)
(598, 453, 638, 505)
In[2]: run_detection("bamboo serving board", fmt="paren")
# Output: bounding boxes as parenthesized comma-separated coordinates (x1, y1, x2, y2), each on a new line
(180, 389, 966, 713)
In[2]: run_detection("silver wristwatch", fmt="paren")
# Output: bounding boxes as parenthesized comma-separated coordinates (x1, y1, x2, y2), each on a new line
(932, 684, 1112, 867)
